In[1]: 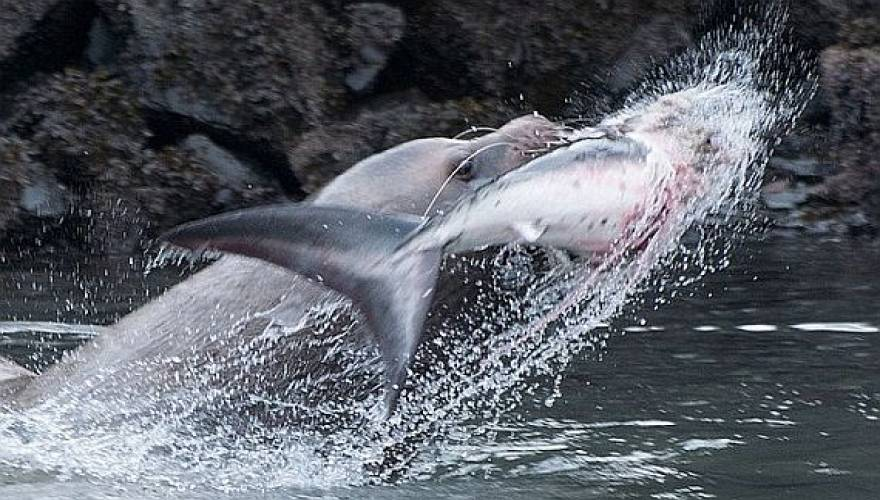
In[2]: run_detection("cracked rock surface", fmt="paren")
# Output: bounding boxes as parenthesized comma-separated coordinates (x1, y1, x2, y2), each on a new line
(0, 0, 878, 255)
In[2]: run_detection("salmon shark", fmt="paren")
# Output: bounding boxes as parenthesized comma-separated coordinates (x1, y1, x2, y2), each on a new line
(162, 88, 725, 414)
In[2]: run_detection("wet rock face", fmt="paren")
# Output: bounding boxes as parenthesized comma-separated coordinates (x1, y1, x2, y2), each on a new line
(288, 92, 520, 193)
(0, 0, 102, 92)
(0, 139, 30, 232)
(757, 4, 880, 235)
(810, 41, 880, 234)
(0, 0, 879, 253)
(345, 3, 406, 94)
(765, 16, 880, 237)
(0, 137, 68, 229)
(0, 71, 282, 253)
(387, 1, 697, 112)
(821, 45, 880, 202)
(116, 0, 346, 139)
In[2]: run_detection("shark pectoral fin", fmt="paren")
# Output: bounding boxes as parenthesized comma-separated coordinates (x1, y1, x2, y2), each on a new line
(160, 203, 442, 417)
(512, 221, 548, 243)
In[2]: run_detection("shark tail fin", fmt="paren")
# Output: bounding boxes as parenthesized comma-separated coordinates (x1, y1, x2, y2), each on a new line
(160, 204, 441, 416)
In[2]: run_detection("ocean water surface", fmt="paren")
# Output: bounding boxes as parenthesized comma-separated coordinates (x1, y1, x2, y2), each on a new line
(1, 234, 877, 499)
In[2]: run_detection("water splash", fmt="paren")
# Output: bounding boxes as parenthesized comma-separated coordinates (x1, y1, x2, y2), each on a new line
(0, 1, 817, 493)
(370, 1, 817, 481)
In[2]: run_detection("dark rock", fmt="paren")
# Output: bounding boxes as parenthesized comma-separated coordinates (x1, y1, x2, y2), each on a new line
(0, 0, 100, 92)
(783, 206, 877, 236)
(605, 15, 693, 94)
(817, 42, 880, 206)
(287, 92, 519, 193)
(768, 157, 836, 179)
(0, 71, 282, 252)
(181, 134, 275, 195)
(111, 0, 349, 144)
(19, 168, 67, 217)
(85, 13, 124, 68)
(140, 107, 305, 198)
(761, 182, 810, 211)
(0, 137, 38, 232)
(0, 1, 60, 60)
(864, 188, 880, 233)
(839, 14, 880, 48)
(787, 1, 848, 49)
(344, 3, 406, 94)
(0, 137, 70, 250)
(387, 1, 697, 112)
(773, 123, 833, 161)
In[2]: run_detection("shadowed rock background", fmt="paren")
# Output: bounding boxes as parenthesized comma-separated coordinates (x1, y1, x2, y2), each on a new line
(0, 0, 878, 257)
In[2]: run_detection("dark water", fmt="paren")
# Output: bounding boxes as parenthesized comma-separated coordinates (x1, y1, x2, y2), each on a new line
(0, 252, 187, 371)
(1, 234, 878, 499)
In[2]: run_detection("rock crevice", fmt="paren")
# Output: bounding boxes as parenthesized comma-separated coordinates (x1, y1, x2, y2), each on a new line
(0, 1, 878, 255)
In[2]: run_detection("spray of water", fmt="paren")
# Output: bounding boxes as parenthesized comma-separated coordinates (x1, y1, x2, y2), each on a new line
(360, 1, 817, 481)
(0, 1, 817, 493)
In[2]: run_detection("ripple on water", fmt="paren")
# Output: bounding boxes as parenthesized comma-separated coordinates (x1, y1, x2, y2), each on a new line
(791, 323, 880, 333)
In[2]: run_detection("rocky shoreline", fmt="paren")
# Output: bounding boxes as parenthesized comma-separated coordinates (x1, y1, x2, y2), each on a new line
(1, 1, 878, 258)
